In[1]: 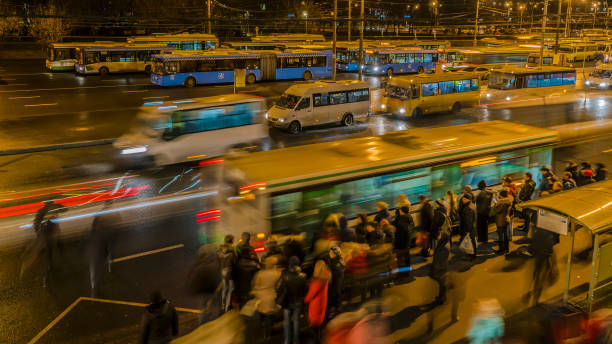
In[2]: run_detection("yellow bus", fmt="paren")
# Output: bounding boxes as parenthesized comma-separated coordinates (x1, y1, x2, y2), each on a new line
(128, 33, 218, 50)
(556, 43, 599, 62)
(220, 121, 559, 237)
(379, 71, 480, 118)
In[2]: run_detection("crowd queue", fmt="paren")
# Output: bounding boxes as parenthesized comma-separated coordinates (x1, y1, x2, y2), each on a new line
(135, 161, 608, 344)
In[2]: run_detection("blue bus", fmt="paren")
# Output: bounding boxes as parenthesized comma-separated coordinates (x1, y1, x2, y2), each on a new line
(362, 48, 438, 76)
(151, 49, 332, 87)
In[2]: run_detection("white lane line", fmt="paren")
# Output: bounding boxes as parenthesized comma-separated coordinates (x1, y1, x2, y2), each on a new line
(122, 90, 149, 93)
(27, 297, 82, 344)
(8, 96, 41, 100)
(111, 244, 184, 263)
(143, 95, 169, 99)
(24, 103, 58, 107)
(0, 83, 151, 93)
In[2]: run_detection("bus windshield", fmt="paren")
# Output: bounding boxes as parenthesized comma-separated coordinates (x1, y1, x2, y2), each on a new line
(276, 94, 301, 109)
(559, 47, 574, 53)
(385, 84, 410, 100)
(593, 69, 612, 78)
(364, 53, 382, 65)
(488, 73, 516, 90)
(132, 116, 166, 137)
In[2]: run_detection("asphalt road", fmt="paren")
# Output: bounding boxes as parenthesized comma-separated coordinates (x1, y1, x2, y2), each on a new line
(1, 59, 612, 344)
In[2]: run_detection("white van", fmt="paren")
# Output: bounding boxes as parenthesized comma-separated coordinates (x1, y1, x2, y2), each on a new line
(267, 80, 371, 134)
(586, 63, 612, 88)
(114, 94, 267, 165)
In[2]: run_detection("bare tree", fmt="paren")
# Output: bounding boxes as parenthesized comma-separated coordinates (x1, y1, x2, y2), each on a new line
(0, 2, 21, 40)
(28, 3, 70, 46)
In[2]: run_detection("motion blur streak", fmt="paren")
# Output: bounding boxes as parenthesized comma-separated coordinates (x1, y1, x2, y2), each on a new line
(239, 182, 267, 190)
(196, 215, 221, 223)
(54, 185, 150, 207)
(0, 182, 118, 203)
(49, 190, 218, 224)
(0, 202, 45, 219)
(196, 209, 221, 217)
(198, 158, 224, 166)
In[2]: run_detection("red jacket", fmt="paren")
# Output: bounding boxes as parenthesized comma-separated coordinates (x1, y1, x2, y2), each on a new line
(304, 279, 328, 327)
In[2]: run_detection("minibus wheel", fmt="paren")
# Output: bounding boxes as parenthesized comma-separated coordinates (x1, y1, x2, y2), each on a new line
(386, 68, 393, 77)
(303, 71, 312, 81)
(288, 121, 301, 134)
(342, 114, 354, 126)
(99, 67, 109, 76)
(246, 73, 256, 84)
(184, 77, 196, 88)
(452, 102, 462, 114)
(145, 65, 152, 74)
(411, 107, 423, 119)
(417, 66, 424, 74)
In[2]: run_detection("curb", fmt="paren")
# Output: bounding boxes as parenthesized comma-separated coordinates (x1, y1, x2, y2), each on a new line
(0, 139, 115, 156)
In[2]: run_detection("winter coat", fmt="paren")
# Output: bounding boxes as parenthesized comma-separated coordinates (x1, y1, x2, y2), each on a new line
(460, 203, 476, 236)
(595, 167, 607, 182)
(430, 232, 450, 279)
(562, 178, 577, 190)
(235, 246, 259, 298)
(365, 228, 384, 246)
(420, 201, 434, 233)
(328, 256, 345, 297)
(393, 213, 414, 250)
(340, 226, 357, 243)
(518, 179, 536, 202)
(373, 208, 390, 223)
(304, 279, 329, 327)
(283, 238, 305, 265)
(494, 197, 512, 228)
(251, 269, 281, 315)
(276, 268, 307, 308)
(380, 223, 395, 244)
(188, 250, 221, 295)
(577, 169, 595, 186)
(540, 171, 554, 192)
(217, 243, 235, 277)
(565, 164, 578, 181)
(476, 189, 493, 216)
(140, 300, 178, 344)
(431, 205, 447, 239)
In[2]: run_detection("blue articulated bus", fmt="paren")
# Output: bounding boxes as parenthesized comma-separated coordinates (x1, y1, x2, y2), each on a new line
(362, 48, 438, 76)
(151, 49, 332, 87)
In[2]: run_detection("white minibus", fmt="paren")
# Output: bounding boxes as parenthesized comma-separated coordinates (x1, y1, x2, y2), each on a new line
(114, 94, 268, 165)
(267, 80, 371, 134)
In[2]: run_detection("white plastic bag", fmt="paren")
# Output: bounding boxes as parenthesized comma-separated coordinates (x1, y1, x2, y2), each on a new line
(459, 233, 474, 255)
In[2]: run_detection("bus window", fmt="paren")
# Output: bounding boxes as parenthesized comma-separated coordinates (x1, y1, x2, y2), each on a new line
(406, 53, 414, 63)
(537, 73, 551, 87)
(562, 72, 576, 85)
(313, 93, 329, 106)
(454, 79, 471, 92)
(526, 74, 538, 88)
(422, 82, 438, 96)
(296, 97, 310, 110)
(439, 81, 455, 94)
(414, 53, 424, 62)
(411, 84, 420, 98)
(550, 73, 563, 86)
(348, 89, 369, 102)
(329, 91, 347, 105)
(471, 79, 479, 91)
(424, 53, 433, 63)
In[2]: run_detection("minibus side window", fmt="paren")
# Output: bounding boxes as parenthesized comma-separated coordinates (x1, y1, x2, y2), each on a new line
(296, 97, 310, 110)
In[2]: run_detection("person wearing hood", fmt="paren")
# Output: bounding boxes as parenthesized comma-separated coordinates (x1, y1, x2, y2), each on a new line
(393, 205, 414, 271)
(373, 201, 390, 223)
(431, 199, 448, 246)
(475, 180, 493, 243)
(276, 256, 307, 344)
(327, 246, 345, 316)
(562, 171, 577, 190)
(338, 214, 356, 243)
(140, 290, 178, 344)
(494, 190, 512, 255)
(595, 162, 607, 182)
(565, 160, 578, 181)
(577, 162, 594, 186)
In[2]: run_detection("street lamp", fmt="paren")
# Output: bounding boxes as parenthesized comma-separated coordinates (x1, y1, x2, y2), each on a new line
(519, 3, 525, 29)
(303, 11, 308, 33)
(592, 2, 598, 28)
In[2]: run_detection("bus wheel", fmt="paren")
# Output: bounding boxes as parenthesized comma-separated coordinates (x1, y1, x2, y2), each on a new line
(386, 68, 393, 77)
(303, 71, 312, 81)
(452, 102, 462, 114)
(184, 77, 196, 88)
(411, 107, 423, 119)
(144, 65, 152, 74)
(246, 73, 256, 84)
(99, 67, 109, 76)
(288, 121, 301, 134)
(342, 114, 354, 126)
(417, 66, 424, 74)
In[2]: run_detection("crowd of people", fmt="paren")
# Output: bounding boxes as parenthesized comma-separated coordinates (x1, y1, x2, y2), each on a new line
(133, 160, 609, 344)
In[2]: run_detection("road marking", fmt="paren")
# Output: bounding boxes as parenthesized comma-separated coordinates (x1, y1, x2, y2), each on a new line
(24, 103, 58, 107)
(143, 95, 169, 99)
(8, 96, 40, 100)
(28, 296, 201, 343)
(0, 83, 26, 86)
(27, 298, 82, 344)
(2, 78, 16, 81)
(111, 244, 184, 263)
(0, 83, 151, 93)
(603, 148, 612, 153)
(122, 89, 149, 93)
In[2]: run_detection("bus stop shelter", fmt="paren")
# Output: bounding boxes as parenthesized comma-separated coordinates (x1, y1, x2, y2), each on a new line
(520, 180, 612, 313)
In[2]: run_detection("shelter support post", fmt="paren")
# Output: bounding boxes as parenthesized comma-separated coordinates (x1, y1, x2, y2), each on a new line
(563, 221, 575, 303)
(588, 233, 600, 314)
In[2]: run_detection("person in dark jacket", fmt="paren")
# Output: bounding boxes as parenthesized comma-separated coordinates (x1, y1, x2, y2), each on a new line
(530, 228, 557, 305)
(430, 229, 451, 304)
(365, 222, 384, 246)
(188, 245, 221, 324)
(354, 213, 369, 244)
(327, 246, 345, 316)
(277, 256, 307, 344)
(431, 199, 447, 245)
(235, 232, 260, 308)
(459, 194, 477, 258)
(374, 201, 390, 223)
(494, 190, 512, 255)
(565, 160, 578, 181)
(577, 162, 594, 186)
(458, 185, 474, 214)
(140, 290, 178, 344)
(562, 171, 577, 190)
(517, 172, 537, 231)
(419, 195, 434, 256)
(394, 205, 414, 269)
(539, 166, 554, 193)
(595, 163, 607, 182)
(338, 214, 356, 243)
(218, 235, 236, 312)
(475, 180, 493, 243)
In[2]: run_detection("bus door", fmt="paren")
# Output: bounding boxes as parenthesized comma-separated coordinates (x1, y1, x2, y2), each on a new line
(260, 53, 276, 81)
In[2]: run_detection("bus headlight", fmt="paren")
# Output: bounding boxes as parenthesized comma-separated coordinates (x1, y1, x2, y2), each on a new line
(399, 108, 405, 114)
(264, 112, 268, 119)
(486, 93, 491, 98)
(505, 96, 511, 101)
(121, 146, 148, 155)
(373, 66, 379, 72)
(599, 82, 608, 88)
(381, 104, 386, 110)
(278, 118, 285, 123)
(585, 80, 591, 86)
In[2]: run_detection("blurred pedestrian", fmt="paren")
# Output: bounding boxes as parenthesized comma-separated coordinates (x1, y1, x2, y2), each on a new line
(276, 256, 307, 344)
(565, 160, 579, 181)
(236, 232, 260, 308)
(264, 235, 285, 267)
(419, 195, 434, 256)
(188, 245, 221, 324)
(517, 172, 536, 231)
(393, 205, 414, 271)
(327, 246, 345, 317)
(459, 185, 474, 213)
(562, 171, 577, 190)
(459, 194, 477, 259)
(540, 166, 554, 194)
(21, 211, 61, 287)
(354, 213, 369, 244)
(577, 162, 594, 186)
(284, 227, 306, 265)
(305, 255, 332, 343)
(378, 218, 395, 244)
(88, 203, 116, 297)
(339, 214, 356, 243)
(530, 227, 558, 305)
(393, 194, 411, 226)
(373, 201, 390, 223)
(365, 242, 393, 300)
(365, 222, 383, 246)
(467, 298, 505, 344)
(494, 190, 512, 255)
(140, 290, 178, 344)
(430, 228, 451, 304)
(551, 179, 563, 193)
(446, 190, 459, 226)
(595, 162, 607, 182)
(218, 235, 236, 312)
(475, 180, 492, 243)
(251, 257, 281, 341)
(431, 199, 448, 248)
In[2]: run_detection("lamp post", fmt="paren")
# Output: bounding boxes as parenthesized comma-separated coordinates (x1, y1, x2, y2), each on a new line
(303, 11, 308, 33)
(539, 0, 549, 67)
(519, 4, 525, 29)
(592, 2, 598, 28)
(566, 0, 572, 37)
(333, 0, 337, 80)
(358, 0, 364, 80)
(474, 0, 480, 47)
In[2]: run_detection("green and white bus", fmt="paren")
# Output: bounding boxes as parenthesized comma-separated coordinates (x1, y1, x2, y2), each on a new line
(75, 43, 169, 75)
(46, 41, 121, 72)
(219, 121, 559, 238)
(379, 71, 481, 118)
(128, 33, 218, 50)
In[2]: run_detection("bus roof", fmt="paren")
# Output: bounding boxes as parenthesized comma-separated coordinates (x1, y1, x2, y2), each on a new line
(366, 48, 437, 54)
(140, 94, 265, 114)
(226, 121, 559, 193)
(388, 71, 480, 86)
(282, 80, 370, 96)
(251, 34, 326, 42)
(50, 41, 123, 48)
(490, 66, 575, 75)
(153, 49, 262, 60)
(79, 43, 169, 51)
(128, 33, 218, 42)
